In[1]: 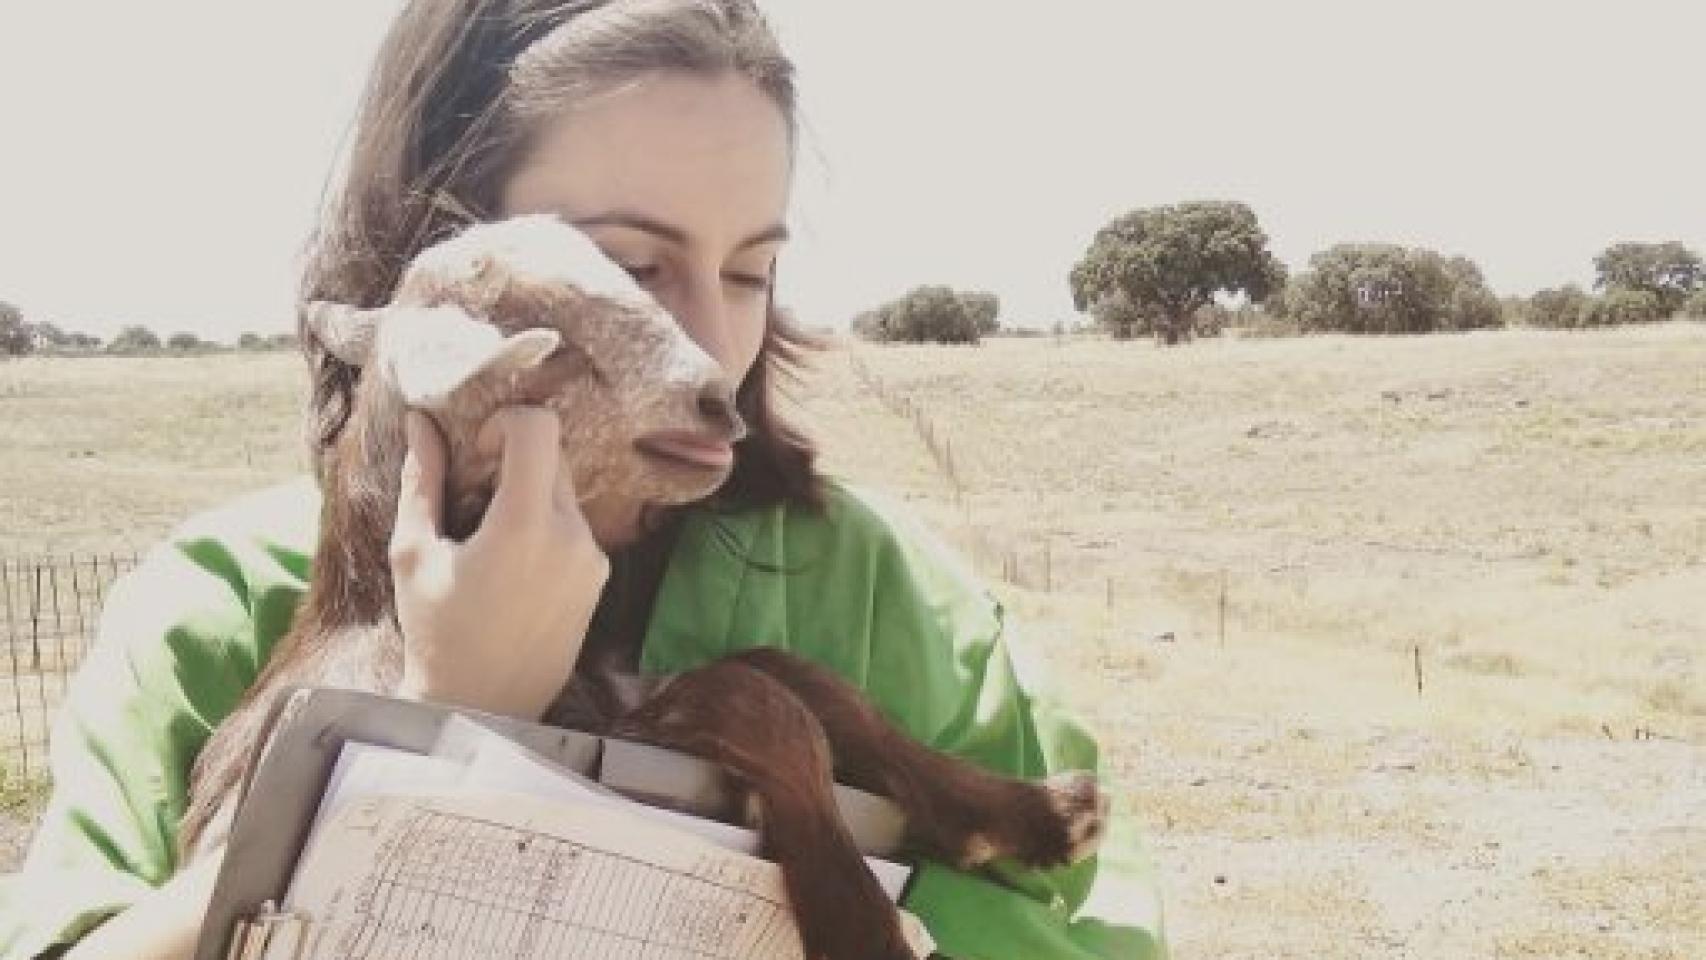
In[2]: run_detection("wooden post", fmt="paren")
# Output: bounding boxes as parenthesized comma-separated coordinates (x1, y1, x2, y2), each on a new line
(2, 558, 30, 781)
(1218, 570, 1228, 649)
(1413, 644, 1424, 696)
(1106, 575, 1115, 610)
(25, 560, 51, 768)
(47, 560, 65, 679)
(1043, 540, 1052, 593)
(29, 562, 43, 671)
(88, 554, 103, 646)
(68, 553, 86, 647)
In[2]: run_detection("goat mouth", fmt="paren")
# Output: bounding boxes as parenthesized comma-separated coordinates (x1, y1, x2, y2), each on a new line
(635, 433, 736, 472)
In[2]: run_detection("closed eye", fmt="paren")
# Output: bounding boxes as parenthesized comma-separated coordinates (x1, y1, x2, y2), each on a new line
(620, 263, 660, 283)
(724, 271, 771, 292)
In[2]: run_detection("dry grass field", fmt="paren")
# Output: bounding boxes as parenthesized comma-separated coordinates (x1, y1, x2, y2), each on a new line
(2, 324, 1703, 957)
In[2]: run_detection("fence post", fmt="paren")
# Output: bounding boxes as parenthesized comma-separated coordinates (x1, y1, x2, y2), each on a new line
(69, 554, 85, 644)
(2, 558, 29, 780)
(48, 560, 66, 683)
(86, 554, 103, 659)
(30, 562, 44, 671)
(1219, 570, 1229, 649)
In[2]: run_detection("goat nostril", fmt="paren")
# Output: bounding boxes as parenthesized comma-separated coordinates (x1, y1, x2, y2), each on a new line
(697, 380, 744, 440)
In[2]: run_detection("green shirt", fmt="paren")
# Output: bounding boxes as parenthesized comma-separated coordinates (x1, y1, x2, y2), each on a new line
(0, 478, 1167, 960)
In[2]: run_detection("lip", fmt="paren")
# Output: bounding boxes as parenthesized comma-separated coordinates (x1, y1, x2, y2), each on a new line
(635, 432, 736, 470)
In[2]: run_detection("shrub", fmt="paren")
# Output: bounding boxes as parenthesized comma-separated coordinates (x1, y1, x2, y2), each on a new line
(853, 286, 982, 344)
(0, 302, 29, 357)
(1582, 289, 1666, 327)
(1526, 285, 1592, 329)
(1285, 244, 1500, 335)
(107, 325, 162, 354)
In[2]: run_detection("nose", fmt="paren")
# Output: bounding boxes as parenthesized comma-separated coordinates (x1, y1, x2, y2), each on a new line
(697, 377, 746, 442)
(670, 274, 742, 372)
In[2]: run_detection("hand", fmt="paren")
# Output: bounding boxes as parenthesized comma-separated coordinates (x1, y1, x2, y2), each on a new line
(390, 407, 609, 719)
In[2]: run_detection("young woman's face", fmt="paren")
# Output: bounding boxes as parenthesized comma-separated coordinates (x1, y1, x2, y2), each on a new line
(499, 70, 792, 387)
(497, 69, 791, 543)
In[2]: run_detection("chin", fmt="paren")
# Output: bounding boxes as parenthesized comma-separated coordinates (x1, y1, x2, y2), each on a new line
(636, 453, 735, 507)
(585, 466, 733, 549)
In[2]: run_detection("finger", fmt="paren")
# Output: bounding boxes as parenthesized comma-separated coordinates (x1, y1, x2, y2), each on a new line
(550, 448, 584, 516)
(390, 411, 448, 571)
(478, 407, 563, 537)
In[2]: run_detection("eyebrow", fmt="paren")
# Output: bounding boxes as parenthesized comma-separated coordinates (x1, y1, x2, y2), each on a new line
(570, 211, 789, 250)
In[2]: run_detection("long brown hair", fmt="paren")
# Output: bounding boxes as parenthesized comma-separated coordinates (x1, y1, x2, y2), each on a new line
(299, 0, 822, 511)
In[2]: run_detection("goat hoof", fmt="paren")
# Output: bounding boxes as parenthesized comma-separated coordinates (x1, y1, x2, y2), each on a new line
(1044, 770, 1109, 864)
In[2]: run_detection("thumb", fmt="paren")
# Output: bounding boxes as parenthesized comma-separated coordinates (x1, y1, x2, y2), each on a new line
(479, 407, 563, 537)
(393, 411, 448, 560)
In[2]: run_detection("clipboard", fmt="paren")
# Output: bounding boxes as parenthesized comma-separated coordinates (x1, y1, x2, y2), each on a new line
(193, 686, 916, 960)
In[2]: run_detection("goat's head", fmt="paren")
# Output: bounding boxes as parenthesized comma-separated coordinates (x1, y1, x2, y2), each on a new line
(306, 215, 746, 540)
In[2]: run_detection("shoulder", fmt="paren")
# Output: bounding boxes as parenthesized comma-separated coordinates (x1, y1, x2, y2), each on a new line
(96, 478, 319, 693)
(730, 477, 993, 622)
(677, 478, 1007, 741)
(826, 478, 994, 618)
(131, 477, 319, 634)
(784, 478, 977, 579)
(167, 476, 321, 556)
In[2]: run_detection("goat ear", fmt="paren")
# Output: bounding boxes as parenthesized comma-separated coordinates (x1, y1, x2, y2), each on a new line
(382, 307, 560, 409)
(301, 301, 381, 366)
(478, 328, 561, 379)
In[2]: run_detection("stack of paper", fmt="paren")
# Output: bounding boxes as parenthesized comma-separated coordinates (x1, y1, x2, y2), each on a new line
(230, 715, 932, 960)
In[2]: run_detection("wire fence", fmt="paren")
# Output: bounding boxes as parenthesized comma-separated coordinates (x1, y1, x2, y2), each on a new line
(1, 553, 138, 784)
(848, 352, 1067, 594)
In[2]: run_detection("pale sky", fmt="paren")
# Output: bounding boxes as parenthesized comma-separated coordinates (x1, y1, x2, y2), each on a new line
(1, 1, 1702, 341)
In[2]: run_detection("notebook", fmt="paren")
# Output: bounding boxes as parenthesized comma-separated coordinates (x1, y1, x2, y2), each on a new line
(193, 687, 932, 960)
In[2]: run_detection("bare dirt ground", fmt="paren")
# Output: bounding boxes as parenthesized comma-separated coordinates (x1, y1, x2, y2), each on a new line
(801, 325, 1705, 959)
(3, 325, 1703, 957)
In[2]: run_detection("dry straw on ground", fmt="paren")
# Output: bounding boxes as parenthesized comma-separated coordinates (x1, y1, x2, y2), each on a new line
(2, 322, 1703, 957)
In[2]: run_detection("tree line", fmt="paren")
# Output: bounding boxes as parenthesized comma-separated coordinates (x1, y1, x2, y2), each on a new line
(0, 308, 297, 358)
(855, 201, 1706, 345)
(7, 206, 1703, 355)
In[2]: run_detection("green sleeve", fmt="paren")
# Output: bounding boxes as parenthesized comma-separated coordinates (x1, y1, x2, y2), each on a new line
(898, 608, 1168, 959)
(0, 483, 313, 959)
(862, 501, 1169, 960)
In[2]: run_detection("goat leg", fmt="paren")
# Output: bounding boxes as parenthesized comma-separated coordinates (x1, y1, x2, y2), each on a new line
(721, 647, 1108, 870)
(611, 661, 919, 960)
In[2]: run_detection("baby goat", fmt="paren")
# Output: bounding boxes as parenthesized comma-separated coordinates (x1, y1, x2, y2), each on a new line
(183, 216, 1105, 960)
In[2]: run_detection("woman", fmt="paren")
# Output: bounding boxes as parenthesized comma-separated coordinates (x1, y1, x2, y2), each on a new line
(0, 2, 1167, 957)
